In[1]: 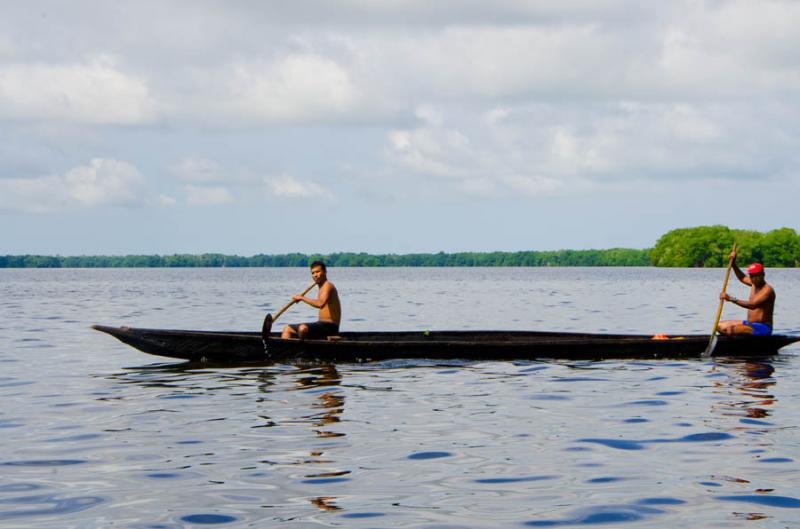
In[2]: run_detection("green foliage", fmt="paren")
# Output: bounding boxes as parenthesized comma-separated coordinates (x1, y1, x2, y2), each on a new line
(0, 248, 651, 268)
(762, 228, 800, 267)
(2, 226, 796, 268)
(651, 226, 800, 267)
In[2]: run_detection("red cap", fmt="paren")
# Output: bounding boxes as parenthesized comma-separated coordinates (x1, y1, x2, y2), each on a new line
(747, 263, 764, 275)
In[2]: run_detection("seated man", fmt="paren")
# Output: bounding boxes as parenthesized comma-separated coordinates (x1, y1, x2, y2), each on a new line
(718, 249, 775, 336)
(281, 260, 341, 340)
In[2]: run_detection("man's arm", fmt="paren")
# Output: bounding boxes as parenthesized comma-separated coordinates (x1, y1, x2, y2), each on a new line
(727, 248, 751, 286)
(724, 286, 773, 309)
(294, 283, 331, 309)
(731, 262, 751, 286)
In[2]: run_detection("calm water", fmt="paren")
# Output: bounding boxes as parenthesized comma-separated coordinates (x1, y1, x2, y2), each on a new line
(1, 267, 799, 528)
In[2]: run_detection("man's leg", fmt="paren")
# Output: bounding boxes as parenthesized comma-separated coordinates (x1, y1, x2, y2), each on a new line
(282, 325, 298, 339)
(718, 320, 753, 336)
(297, 324, 309, 339)
(717, 320, 737, 335)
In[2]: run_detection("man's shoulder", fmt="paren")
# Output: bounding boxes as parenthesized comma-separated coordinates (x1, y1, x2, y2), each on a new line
(758, 283, 776, 298)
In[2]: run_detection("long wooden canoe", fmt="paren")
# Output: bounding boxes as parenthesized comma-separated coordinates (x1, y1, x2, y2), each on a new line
(92, 325, 800, 364)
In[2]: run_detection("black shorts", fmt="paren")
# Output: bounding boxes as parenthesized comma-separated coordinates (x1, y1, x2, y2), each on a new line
(289, 321, 340, 339)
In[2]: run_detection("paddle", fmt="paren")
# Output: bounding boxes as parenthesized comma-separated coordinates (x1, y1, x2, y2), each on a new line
(261, 282, 317, 344)
(702, 243, 737, 357)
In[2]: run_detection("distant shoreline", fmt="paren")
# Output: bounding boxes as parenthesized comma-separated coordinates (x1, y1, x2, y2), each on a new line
(0, 249, 651, 268)
(3, 225, 799, 268)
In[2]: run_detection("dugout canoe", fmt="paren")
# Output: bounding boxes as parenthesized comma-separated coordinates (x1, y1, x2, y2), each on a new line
(92, 325, 800, 364)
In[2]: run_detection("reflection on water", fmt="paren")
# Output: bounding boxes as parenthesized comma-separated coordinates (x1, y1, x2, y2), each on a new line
(713, 358, 777, 420)
(2, 267, 800, 527)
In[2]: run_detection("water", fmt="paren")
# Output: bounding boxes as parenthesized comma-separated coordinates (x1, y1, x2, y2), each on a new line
(1, 267, 799, 528)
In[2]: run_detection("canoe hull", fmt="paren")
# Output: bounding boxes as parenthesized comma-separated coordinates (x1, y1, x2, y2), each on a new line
(92, 325, 800, 364)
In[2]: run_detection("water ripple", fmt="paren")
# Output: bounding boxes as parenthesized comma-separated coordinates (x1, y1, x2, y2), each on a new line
(179, 514, 239, 524)
(716, 495, 800, 508)
(1, 459, 87, 467)
(0, 494, 104, 520)
(475, 475, 556, 484)
(526, 503, 665, 526)
(578, 431, 735, 450)
(408, 451, 452, 460)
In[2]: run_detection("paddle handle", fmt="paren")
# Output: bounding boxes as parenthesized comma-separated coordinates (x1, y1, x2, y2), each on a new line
(709, 243, 737, 336)
(272, 282, 317, 322)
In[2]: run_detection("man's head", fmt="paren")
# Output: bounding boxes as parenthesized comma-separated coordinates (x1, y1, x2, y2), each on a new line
(310, 260, 327, 284)
(747, 262, 765, 285)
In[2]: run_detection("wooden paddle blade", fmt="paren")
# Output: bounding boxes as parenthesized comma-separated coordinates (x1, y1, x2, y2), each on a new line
(261, 313, 273, 343)
(702, 333, 718, 357)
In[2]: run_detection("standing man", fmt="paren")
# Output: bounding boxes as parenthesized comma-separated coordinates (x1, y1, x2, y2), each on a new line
(282, 261, 341, 340)
(718, 249, 775, 336)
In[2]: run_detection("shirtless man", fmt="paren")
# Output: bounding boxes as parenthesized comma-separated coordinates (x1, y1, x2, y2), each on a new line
(281, 261, 341, 340)
(717, 249, 775, 336)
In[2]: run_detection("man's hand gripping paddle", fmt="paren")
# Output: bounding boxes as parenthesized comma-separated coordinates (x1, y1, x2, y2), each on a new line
(262, 282, 316, 345)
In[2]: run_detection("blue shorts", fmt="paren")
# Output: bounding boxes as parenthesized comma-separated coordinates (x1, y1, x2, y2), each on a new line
(743, 321, 772, 336)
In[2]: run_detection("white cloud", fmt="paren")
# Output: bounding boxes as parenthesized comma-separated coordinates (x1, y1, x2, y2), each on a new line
(220, 53, 359, 123)
(379, 92, 800, 200)
(170, 157, 226, 184)
(3, 1, 800, 207)
(484, 107, 510, 126)
(264, 174, 332, 199)
(184, 185, 235, 205)
(0, 36, 12, 57)
(0, 158, 147, 213)
(384, 118, 573, 198)
(0, 56, 157, 124)
(64, 158, 145, 206)
(502, 173, 565, 196)
(157, 194, 177, 207)
(387, 127, 470, 178)
(414, 104, 443, 126)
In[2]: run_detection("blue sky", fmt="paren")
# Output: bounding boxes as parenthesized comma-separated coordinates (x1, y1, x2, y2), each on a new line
(1, 1, 799, 255)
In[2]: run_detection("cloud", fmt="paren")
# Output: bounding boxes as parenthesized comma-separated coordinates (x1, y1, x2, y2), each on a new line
(0, 158, 147, 213)
(387, 127, 470, 179)
(184, 185, 235, 205)
(219, 53, 359, 123)
(167, 159, 333, 204)
(170, 157, 227, 184)
(0, 55, 157, 124)
(264, 174, 333, 199)
(0, 35, 12, 57)
(3, 1, 800, 205)
(157, 194, 177, 207)
(4, 2, 799, 129)
(380, 94, 800, 200)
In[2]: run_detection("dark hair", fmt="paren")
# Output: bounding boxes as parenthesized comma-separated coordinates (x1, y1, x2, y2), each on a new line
(310, 260, 326, 271)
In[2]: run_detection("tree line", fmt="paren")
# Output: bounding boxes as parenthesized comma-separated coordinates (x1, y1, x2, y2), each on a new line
(650, 226, 800, 267)
(0, 248, 650, 268)
(1, 226, 798, 268)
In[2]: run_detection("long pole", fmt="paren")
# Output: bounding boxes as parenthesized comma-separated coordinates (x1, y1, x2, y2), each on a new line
(703, 243, 737, 357)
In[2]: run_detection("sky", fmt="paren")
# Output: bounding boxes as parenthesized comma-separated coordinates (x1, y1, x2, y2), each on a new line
(1, 0, 799, 255)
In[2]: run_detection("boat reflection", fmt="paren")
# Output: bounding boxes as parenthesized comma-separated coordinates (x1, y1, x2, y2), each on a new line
(310, 496, 341, 511)
(712, 358, 776, 420)
(287, 366, 349, 513)
(105, 362, 351, 514)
